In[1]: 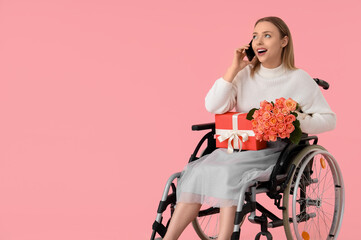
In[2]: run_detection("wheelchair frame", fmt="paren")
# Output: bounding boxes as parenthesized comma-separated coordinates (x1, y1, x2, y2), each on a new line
(151, 78, 344, 240)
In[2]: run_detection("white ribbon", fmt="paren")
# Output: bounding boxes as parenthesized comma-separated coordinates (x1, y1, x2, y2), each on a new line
(216, 113, 255, 153)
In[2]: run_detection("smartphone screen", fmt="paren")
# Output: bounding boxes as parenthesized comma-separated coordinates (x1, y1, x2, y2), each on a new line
(245, 40, 255, 61)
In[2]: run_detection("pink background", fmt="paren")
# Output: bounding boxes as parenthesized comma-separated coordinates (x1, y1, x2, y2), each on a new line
(0, 0, 359, 239)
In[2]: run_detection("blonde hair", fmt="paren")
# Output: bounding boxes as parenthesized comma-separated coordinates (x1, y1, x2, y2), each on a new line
(251, 16, 297, 77)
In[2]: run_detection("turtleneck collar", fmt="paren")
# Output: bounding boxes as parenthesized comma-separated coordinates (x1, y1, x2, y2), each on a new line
(258, 63, 286, 79)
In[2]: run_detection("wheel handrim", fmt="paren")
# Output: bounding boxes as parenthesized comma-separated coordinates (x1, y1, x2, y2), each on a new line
(192, 205, 246, 240)
(286, 148, 344, 240)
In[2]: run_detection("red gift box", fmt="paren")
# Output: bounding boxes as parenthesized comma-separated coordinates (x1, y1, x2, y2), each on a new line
(215, 112, 267, 152)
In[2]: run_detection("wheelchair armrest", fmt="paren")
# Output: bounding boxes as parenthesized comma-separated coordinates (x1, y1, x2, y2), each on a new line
(299, 135, 318, 145)
(313, 78, 329, 90)
(192, 122, 215, 132)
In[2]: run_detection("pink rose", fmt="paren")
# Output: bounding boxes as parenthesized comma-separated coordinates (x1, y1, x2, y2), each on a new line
(264, 103, 273, 112)
(269, 116, 277, 126)
(263, 134, 270, 141)
(276, 114, 284, 123)
(269, 134, 277, 142)
(281, 107, 290, 115)
(279, 131, 288, 139)
(255, 133, 263, 141)
(285, 114, 296, 124)
(277, 123, 286, 133)
(251, 119, 258, 128)
(260, 100, 269, 108)
(285, 98, 297, 111)
(275, 97, 286, 108)
(269, 126, 277, 135)
(263, 120, 270, 129)
(262, 111, 271, 121)
(273, 107, 281, 115)
(253, 110, 259, 119)
(257, 125, 265, 134)
(286, 123, 295, 133)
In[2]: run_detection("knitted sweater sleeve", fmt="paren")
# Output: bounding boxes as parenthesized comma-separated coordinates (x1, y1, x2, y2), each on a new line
(205, 77, 237, 114)
(204, 78, 237, 114)
(295, 70, 336, 134)
(204, 68, 248, 114)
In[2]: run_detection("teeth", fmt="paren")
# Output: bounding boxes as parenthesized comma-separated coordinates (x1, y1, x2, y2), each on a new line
(258, 49, 267, 53)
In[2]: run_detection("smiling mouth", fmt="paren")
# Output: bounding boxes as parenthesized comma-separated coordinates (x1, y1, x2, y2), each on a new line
(257, 49, 267, 55)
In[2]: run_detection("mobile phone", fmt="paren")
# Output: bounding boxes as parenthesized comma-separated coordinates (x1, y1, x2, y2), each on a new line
(245, 40, 255, 61)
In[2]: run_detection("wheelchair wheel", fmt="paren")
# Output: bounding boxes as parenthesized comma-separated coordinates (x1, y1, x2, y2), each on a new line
(282, 145, 344, 240)
(192, 205, 246, 240)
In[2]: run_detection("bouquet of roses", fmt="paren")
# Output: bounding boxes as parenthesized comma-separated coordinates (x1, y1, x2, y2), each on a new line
(246, 97, 302, 144)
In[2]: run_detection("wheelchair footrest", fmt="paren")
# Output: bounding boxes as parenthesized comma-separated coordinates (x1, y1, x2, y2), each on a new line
(269, 219, 284, 228)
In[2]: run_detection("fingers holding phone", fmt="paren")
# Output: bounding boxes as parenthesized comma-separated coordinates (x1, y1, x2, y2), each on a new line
(223, 42, 257, 83)
(231, 43, 254, 71)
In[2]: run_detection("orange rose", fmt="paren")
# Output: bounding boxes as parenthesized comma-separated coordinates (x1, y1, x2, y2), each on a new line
(286, 123, 295, 133)
(281, 107, 290, 115)
(264, 103, 273, 112)
(253, 110, 259, 119)
(275, 97, 286, 108)
(273, 107, 281, 115)
(257, 125, 265, 134)
(260, 100, 269, 108)
(251, 119, 258, 128)
(285, 114, 296, 124)
(262, 111, 271, 120)
(276, 114, 284, 123)
(269, 134, 277, 142)
(263, 134, 270, 141)
(279, 131, 288, 139)
(277, 123, 286, 133)
(255, 133, 263, 141)
(263, 120, 270, 129)
(269, 116, 277, 126)
(285, 98, 297, 111)
(269, 126, 277, 135)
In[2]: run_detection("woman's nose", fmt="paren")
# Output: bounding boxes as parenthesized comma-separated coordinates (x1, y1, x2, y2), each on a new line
(255, 38, 263, 45)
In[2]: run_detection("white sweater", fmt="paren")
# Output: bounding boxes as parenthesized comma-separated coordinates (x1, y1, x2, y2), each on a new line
(205, 64, 336, 134)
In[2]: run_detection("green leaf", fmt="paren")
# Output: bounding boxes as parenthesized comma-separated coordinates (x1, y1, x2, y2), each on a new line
(293, 119, 300, 128)
(289, 125, 302, 145)
(246, 108, 257, 120)
(291, 111, 298, 117)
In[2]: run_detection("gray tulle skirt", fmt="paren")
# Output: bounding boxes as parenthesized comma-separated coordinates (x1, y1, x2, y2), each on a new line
(176, 140, 288, 207)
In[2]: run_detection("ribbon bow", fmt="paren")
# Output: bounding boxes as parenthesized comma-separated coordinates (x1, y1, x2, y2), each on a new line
(217, 129, 253, 153)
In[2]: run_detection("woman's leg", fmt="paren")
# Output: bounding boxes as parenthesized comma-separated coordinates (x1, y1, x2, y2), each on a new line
(218, 206, 237, 240)
(163, 202, 202, 240)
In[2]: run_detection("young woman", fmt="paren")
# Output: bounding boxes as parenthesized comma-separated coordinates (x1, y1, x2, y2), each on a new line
(163, 16, 336, 240)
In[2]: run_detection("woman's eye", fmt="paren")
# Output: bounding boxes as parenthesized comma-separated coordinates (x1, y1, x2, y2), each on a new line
(252, 35, 257, 40)
(265, 34, 271, 38)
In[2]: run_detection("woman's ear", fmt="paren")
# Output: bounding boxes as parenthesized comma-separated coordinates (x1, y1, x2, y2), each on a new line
(281, 36, 289, 48)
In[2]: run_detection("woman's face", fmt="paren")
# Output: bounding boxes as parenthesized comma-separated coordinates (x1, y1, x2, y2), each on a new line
(252, 21, 288, 68)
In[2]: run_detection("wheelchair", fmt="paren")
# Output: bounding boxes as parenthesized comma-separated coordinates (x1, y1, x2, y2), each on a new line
(150, 78, 344, 240)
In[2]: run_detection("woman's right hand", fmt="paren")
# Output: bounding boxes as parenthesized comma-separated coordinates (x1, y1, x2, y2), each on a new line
(231, 44, 254, 71)
(223, 44, 255, 82)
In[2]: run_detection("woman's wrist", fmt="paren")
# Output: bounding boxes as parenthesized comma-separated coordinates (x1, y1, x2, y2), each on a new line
(223, 66, 240, 82)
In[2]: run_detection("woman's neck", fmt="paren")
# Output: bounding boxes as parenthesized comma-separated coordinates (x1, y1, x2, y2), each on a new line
(258, 63, 286, 79)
